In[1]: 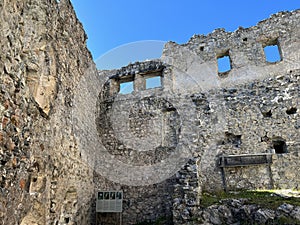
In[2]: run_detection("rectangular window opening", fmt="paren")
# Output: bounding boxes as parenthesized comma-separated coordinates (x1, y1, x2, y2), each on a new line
(264, 43, 281, 63)
(217, 53, 231, 74)
(146, 76, 162, 89)
(119, 80, 134, 94)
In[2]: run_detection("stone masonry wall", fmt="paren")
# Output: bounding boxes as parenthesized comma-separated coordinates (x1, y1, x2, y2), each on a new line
(198, 69, 299, 192)
(0, 0, 97, 224)
(0, 1, 299, 225)
(91, 64, 182, 224)
(162, 9, 300, 193)
(97, 9, 299, 224)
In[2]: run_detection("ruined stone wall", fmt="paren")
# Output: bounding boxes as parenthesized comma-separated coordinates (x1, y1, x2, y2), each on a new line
(87, 63, 181, 224)
(1, 1, 299, 224)
(0, 0, 97, 224)
(163, 9, 300, 193)
(198, 69, 299, 192)
(162, 10, 299, 93)
(97, 9, 299, 224)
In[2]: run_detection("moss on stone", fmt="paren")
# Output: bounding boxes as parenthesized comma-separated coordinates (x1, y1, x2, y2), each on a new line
(201, 190, 300, 209)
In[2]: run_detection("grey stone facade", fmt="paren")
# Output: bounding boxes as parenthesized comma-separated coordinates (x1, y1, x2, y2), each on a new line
(93, 9, 300, 224)
(0, 0, 299, 224)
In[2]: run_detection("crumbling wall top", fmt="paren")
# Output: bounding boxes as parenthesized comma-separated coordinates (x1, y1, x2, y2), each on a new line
(184, 9, 300, 51)
(109, 60, 165, 80)
(101, 9, 300, 95)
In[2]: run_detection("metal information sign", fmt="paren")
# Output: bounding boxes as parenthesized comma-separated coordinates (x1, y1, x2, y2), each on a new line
(96, 191, 123, 213)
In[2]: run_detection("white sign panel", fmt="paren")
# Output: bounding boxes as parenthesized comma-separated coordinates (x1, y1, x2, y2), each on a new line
(96, 191, 123, 213)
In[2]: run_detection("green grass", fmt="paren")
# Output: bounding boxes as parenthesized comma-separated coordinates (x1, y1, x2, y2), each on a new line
(201, 189, 300, 209)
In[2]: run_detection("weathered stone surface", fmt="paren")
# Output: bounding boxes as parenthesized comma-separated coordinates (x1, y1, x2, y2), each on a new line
(95, 9, 299, 225)
(0, 0, 96, 224)
(0, 1, 299, 224)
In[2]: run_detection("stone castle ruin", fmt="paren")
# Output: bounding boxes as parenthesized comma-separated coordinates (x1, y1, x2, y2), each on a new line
(0, 0, 299, 224)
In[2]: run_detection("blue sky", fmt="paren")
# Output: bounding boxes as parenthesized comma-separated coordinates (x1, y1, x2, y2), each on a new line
(71, 1, 299, 69)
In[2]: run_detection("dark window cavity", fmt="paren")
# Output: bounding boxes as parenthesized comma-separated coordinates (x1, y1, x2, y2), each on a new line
(262, 110, 272, 118)
(286, 107, 297, 115)
(272, 138, 287, 154)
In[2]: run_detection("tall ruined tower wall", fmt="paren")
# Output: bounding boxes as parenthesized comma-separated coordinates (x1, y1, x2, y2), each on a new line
(0, 0, 97, 224)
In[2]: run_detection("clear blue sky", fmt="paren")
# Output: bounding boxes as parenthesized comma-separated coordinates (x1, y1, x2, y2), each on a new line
(71, 1, 299, 69)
